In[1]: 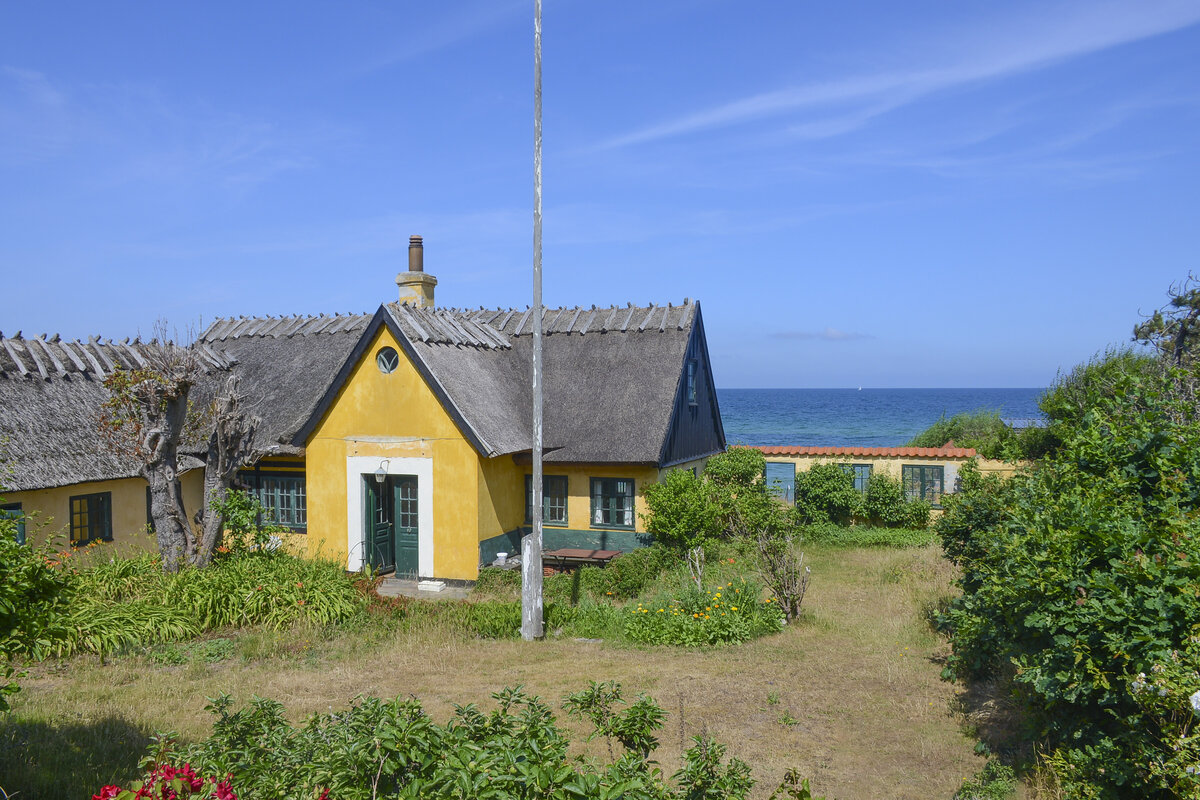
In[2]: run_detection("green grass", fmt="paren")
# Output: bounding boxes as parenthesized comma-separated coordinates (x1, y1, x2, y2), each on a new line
(3, 541, 987, 799)
(801, 524, 935, 549)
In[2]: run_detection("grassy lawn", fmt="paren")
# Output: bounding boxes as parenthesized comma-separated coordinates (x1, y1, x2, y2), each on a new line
(2, 543, 986, 799)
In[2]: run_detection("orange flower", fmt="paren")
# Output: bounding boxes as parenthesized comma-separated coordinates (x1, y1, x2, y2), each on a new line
(297, 599, 306, 606)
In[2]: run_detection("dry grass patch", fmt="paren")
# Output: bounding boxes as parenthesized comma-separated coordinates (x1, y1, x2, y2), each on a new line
(3, 544, 989, 799)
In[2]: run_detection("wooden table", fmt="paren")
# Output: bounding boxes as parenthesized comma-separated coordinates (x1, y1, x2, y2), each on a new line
(543, 548, 621, 572)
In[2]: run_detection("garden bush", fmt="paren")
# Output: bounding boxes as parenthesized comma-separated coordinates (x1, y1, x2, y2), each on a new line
(124, 682, 788, 800)
(861, 473, 930, 529)
(0, 513, 70, 710)
(938, 357, 1200, 797)
(623, 577, 784, 646)
(791, 464, 862, 525)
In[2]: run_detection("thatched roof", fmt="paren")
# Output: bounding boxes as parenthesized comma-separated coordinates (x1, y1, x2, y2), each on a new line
(0, 333, 225, 491)
(1, 298, 716, 492)
(294, 301, 707, 464)
(196, 313, 372, 454)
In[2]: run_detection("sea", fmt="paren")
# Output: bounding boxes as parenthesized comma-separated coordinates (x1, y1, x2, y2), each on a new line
(717, 388, 1045, 448)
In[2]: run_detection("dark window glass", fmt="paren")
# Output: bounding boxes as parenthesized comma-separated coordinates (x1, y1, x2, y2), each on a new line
(839, 463, 872, 494)
(237, 471, 308, 532)
(376, 347, 400, 374)
(1, 503, 25, 546)
(686, 360, 698, 405)
(901, 465, 944, 505)
(525, 475, 568, 526)
(590, 478, 634, 529)
(69, 492, 112, 546)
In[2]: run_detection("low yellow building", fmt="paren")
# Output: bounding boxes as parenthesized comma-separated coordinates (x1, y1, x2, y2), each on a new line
(1, 236, 726, 580)
(756, 444, 1019, 509)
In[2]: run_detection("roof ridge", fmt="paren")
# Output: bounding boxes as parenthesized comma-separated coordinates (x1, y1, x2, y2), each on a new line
(0, 334, 236, 381)
(201, 311, 372, 341)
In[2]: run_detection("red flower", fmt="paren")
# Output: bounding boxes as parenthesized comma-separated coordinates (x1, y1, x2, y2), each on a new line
(213, 779, 238, 800)
(318, 789, 331, 800)
(92, 786, 123, 800)
(179, 763, 204, 792)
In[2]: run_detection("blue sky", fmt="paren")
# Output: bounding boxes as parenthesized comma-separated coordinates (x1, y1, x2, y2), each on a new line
(2, 1, 1198, 388)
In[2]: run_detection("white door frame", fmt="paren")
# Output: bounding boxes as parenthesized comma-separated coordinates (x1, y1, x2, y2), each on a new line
(345, 455, 434, 575)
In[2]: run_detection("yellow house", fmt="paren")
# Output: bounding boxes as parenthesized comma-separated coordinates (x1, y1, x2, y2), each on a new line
(0, 236, 726, 581)
(756, 444, 1019, 510)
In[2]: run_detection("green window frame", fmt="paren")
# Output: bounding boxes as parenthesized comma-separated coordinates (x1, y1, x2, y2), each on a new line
(238, 471, 307, 532)
(590, 478, 635, 529)
(525, 475, 568, 526)
(839, 463, 872, 494)
(686, 359, 698, 406)
(69, 492, 112, 547)
(902, 465, 944, 505)
(1, 503, 25, 546)
(258, 475, 307, 531)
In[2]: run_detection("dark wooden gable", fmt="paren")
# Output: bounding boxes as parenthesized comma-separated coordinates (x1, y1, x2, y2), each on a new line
(658, 305, 726, 467)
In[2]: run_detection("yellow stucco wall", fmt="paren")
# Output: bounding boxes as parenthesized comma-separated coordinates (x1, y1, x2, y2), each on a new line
(528, 464, 660, 533)
(479, 456, 524, 542)
(303, 324, 483, 579)
(760, 452, 1020, 511)
(3, 470, 204, 554)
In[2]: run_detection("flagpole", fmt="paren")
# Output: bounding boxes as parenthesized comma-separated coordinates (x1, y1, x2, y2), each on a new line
(521, 0, 544, 641)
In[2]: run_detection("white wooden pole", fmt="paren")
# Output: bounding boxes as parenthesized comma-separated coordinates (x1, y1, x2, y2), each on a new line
(521, 0, 545, 641)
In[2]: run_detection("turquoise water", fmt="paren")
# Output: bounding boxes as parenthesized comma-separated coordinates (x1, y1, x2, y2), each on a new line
(718, 388, 1044, 448)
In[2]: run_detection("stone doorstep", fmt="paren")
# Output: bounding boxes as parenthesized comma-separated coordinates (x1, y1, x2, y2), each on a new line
(375, 576, 473, 600)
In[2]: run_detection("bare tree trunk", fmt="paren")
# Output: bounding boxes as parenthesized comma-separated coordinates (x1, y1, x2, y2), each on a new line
(145, 466, 189, 572)
(141, 387, 193, 572)
(193, 376, 258, 567)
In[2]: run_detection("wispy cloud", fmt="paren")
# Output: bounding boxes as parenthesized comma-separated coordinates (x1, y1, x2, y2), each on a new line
(598, 1, 1200, 149)
(773, 328, 872, 342)
(353, 1, 525, 75)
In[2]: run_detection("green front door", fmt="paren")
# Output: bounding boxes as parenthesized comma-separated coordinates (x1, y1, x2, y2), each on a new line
(365, 477, 395, 573)
(394, 477, 419, 576)
(364, 475, 419, 575)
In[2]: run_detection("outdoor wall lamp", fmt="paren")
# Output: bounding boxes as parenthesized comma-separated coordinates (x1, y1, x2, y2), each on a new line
(374, 459, 390, 484)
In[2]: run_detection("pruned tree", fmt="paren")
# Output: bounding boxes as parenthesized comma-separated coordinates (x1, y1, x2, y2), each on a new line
(194, 375, 258, 567)
(99, 324, 258, 571)
(100, 337, 201, 571)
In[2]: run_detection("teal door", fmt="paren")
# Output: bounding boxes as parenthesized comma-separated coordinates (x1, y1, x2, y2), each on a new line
(365, 477, 396, 573)
(394, 477, 419, 576)
(364, 475, 419, 575)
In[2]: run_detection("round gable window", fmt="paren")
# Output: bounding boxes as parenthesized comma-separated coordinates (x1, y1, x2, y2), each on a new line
(376, 346, 400, 374)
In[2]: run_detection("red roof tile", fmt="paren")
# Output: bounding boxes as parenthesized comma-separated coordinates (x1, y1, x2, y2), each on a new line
(752, 445, 977, 458)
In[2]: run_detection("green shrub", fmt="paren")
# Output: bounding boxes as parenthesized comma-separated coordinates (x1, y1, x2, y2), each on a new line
(0, 515, 70, 710)
(579, 544, 677, 599)
(37, 552, 367, 658)
(953, 760, 1016, 800)
(471, 566, 521, 597)
(158, 684, 778, 800)
(792, 464, 862, 525)
(861, 473, 929, 529)
(802, 525, 935, 549)
(939, 358, 1200, 797)
(623, 577, 784, 646)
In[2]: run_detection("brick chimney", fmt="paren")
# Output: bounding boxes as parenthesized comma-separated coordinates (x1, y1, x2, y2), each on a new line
(396, 235, 437, 308)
